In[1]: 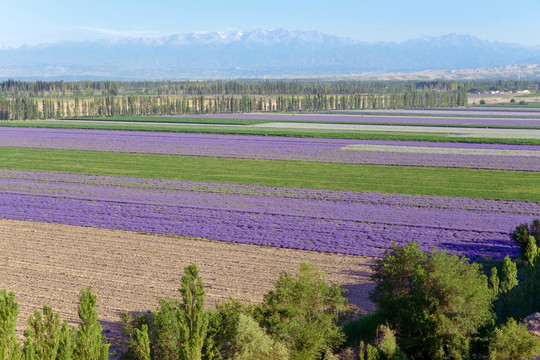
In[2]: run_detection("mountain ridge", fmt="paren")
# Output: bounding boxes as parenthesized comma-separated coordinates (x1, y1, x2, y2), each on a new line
(1, 29, 539, 79)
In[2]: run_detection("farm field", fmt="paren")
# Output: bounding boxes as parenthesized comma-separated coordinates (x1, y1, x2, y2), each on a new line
(4, 120, 540, 145)
(66, 114, 540, 127)
(2, 169, 537, 259)
(1, 106, 540, 348)
(0, 218, 374, 342)
(1, 147, 539, 201)
(2, 128, 540, 171)
(250, 121, 540, 138)
(325, 107, 540, 117)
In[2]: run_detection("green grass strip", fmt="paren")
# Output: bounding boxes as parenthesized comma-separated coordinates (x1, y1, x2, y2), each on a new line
(1, 147, 539, 202)
(2, 121, 540, 145)
(65, 116, 272, 125)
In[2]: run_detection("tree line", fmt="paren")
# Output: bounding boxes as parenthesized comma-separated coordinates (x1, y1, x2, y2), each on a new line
(2, 220, 540, 360)
(0, 89, 468, 120)
(0, 79, 476, 97)
(1, 79, 538, 98)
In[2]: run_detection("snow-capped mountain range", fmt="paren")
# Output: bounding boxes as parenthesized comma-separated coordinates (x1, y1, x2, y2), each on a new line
(1, 29, 539, 79)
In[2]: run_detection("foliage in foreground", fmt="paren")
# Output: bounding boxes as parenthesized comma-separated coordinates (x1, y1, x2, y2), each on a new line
(3, 243, 540, 360)
(120, 262, 351, 360)
(488, 318, 540, 360)
(0, 287, 108, 360)
(254, 263, 351, 360)
(370, 242, 494, 359)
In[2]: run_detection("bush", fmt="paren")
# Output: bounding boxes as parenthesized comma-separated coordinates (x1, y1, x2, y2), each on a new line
(488, 318, 540, 360)
(342, 312, 382, 347)
(256, 263, 351, 360)
(205, 298, 250, 359)
(231, 314, 288, 360)
(23, 306, 74, 360)
(480, 100, 486, 104)
(511, 219, 540, 262)
(370, 242, 494, 360)
(0, 290, 22, 360)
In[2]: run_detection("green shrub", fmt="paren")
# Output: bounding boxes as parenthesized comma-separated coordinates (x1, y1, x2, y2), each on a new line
(377, 324, 406, 360)
(231, 314, 288, 360)
(23, 306, 73, 360)
(342, 312, 382, 347)
(120, 312, 151, 360)
(205, 298, 250, 359)
(0, 290, 22, 360)
(511, 219, 540, 262)
(488, 318, 540, 360)
(370, 242, 494, 360)
(257, 262, 351, 360)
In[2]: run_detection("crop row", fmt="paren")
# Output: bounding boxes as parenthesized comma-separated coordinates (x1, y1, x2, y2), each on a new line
(181, 113, 540, 126)
(3, 122, 540, 145)
(2, 170, 537, 260)
(1, 127, 539, 171)
(326, 108, 540, 117)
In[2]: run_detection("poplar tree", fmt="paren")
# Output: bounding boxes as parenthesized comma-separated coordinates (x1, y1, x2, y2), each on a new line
(0, 290, 21, 360)
(73, 287, 109, 360)
(23, 305, 73, 359)
(153, 263, 207, 360)
(178, 264, 207, 360)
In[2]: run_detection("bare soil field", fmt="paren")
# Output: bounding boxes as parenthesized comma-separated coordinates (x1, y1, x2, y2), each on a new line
(0, 219, 375, 346)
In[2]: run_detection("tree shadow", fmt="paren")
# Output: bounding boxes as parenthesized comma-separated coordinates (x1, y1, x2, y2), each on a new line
(338, 268, 377, 314)
(440, 241, 519, 261)
(100, 310, 151, 360)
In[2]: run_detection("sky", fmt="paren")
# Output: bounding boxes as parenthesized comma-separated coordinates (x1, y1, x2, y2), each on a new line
(3, 0, 540, 47)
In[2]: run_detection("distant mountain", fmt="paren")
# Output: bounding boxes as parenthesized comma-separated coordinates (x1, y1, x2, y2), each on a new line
(1, 29, 539, 79)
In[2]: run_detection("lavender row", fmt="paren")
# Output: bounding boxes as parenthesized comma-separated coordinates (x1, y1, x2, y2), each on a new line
(1, 170, 537, 259)
(319, 109, 540, 118)
(1, 128, 539, 171)
(179, 113, 540, 126)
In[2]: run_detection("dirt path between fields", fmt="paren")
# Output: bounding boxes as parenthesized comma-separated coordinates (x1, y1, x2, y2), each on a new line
(0, 219, 375, 351)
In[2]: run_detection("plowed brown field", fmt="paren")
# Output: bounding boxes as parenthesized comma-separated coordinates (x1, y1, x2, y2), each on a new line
(0, 219, 375, 348)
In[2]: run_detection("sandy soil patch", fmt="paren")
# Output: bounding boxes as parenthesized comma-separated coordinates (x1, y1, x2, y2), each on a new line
(0, 219, 375, 345)
(342, 144, 540, 157)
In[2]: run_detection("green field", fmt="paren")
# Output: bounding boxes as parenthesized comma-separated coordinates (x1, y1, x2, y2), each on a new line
(1, 146, 539, 202)
(2, 121, 540, 145)
(66, 116, 272, 125)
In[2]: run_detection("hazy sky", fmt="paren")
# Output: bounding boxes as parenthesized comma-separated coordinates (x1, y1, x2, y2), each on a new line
(3, 0, 540, 47)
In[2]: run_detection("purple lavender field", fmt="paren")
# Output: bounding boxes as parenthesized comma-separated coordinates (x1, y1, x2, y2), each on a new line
(2, 127, 539, 171)
(1, 170, 537, 260)
(180, 113, 540, 126)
